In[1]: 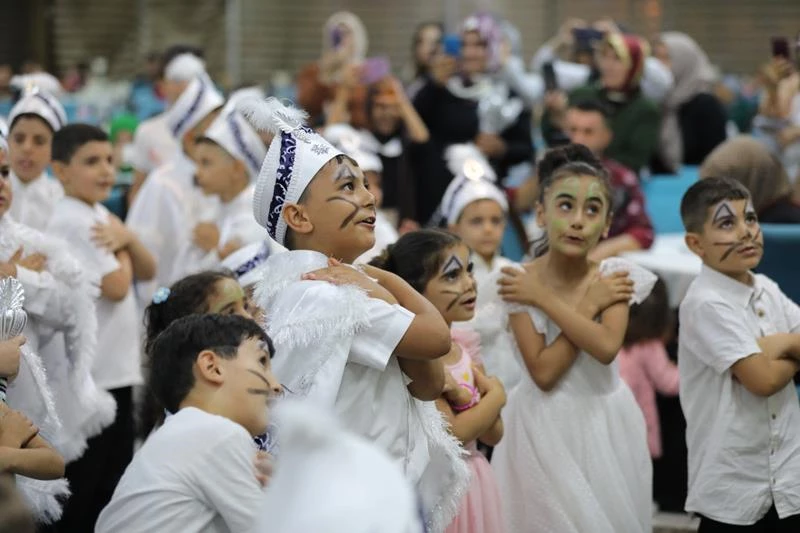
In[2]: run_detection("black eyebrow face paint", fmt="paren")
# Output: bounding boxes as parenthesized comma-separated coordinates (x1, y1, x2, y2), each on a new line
(441, 254, 464, 277)
(712, 201, 736, 225)
(326, 195, 360, 229)
(744, 199, 757, 217)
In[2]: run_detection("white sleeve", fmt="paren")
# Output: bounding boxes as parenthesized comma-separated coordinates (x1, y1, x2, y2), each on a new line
(350, 299, 414, 370)
(530, 43, 557, 72)
(49, 221, 119, 278)
(552, 60, 592, 92)
(501, 56, 544, 106)
(14, 267, 73, 329)
(686, 300, 762, 374)
(196, 428, 263, 532)
(641, 57, 675, 103)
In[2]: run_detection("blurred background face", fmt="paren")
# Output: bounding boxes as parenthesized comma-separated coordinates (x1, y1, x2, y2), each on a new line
(461, 31, 487, 76)
(370, 98, 400, 136)
(597, 44, 627, 89)
(653, 42, 671, 68)
(565, 108, 612, 155)
(415, 23, 442, 71)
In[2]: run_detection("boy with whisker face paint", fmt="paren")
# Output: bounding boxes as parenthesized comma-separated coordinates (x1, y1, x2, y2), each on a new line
(237, 97, 470, 533)
(678, 177, 800, 531)
(96, 314, 282, 533)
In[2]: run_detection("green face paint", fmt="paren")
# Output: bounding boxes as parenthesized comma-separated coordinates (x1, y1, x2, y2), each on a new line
(209, 278, 246, 314)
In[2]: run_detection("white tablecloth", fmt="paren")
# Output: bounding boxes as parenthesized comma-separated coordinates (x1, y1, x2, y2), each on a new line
(622, 234, 702, 308)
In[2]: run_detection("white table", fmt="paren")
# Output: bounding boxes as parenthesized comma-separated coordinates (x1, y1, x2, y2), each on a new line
(622, 234, 702, 308)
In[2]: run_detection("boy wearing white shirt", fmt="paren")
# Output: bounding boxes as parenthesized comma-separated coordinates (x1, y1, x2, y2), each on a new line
(238, 97, 469, 533)
(679, 177, 800, 532)
(96, 314, 281, 533)
(46, 124, 156, 532)
(442, 144, 521, 392)
(126, 72, 224, 307)
(192, 104, 268, 268)
(6, 87, 67, 232)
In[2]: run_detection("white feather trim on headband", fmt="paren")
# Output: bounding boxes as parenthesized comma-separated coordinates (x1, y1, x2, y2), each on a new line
(445, 143, 497, 182)
(236, 97, 309, 137)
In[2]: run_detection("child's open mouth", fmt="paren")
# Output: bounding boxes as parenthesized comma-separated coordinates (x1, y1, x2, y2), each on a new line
(357, 216, 376, 229)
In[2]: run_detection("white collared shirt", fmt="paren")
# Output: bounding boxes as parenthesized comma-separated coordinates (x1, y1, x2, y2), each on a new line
(8, 172, 64, 232)
(47, 196, 142, 390)
(679, 265, 800, 525)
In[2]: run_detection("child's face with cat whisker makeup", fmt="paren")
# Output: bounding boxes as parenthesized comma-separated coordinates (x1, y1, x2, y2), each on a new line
(282, 156, 377, 263)
(422, 244, 477, 324)
(685, 198, 763, 284)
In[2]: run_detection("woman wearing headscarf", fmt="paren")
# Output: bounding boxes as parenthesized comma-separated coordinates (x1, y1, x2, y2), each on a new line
(655, 32, 727, 172)
(412, 12, 533, 225)
(701, 136, 800, 223)
(296, 11, 371, 128)
(543, 33, 660, 174)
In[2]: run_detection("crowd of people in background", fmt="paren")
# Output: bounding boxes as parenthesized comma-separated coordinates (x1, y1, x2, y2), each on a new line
(0, 9, 800, 533)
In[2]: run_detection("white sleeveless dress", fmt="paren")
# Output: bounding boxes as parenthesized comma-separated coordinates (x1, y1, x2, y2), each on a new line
(492, 258, 656, 533)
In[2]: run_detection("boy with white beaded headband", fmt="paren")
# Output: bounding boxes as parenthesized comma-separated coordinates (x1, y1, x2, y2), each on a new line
(237, 97, 469, 533)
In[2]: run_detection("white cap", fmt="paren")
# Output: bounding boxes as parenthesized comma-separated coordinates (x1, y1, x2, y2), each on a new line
(203, 102, 267, 181)
(237, 97, 343, 246)
(8, 87, 67, 133)
(164, 75, 224, 140)
(253, 401, 424, 533)
(164, 53, 206, 82)
(10, 73, 64, 98)
(220, 240, 272, 287)
(0, 117, 7, 153)
(441, 143, 507, 225)
(323, 123, 383, 173)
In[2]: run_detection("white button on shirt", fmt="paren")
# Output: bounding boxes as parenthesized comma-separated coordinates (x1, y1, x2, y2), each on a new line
(679, 265, 800, 525)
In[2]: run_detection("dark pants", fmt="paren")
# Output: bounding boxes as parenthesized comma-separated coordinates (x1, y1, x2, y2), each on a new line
(699, 506, 800, 533)
(55, 386, 134, 532)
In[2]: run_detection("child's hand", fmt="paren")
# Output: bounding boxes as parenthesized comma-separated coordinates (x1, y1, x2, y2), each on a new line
(192, 222, 221, 253)
(474, 366, 506, 407)
(583, 271, 634, 314)
(0, 336, 24, 380)
(0, 404, 38, 448)
(218, 239, 243, 260)
(303, 258, 398, 305)
(443, 372, 474, 406)
(497, 264, 547, 306)
(0, 248, 23, 278)
(92, 215, 132, 252)
(16, 251, 47, 273)
(253, 450, 273, 488)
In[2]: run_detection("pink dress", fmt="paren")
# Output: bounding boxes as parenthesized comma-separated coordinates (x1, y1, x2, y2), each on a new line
(445, 329, 506, 533)
(617, 339, 680, 458)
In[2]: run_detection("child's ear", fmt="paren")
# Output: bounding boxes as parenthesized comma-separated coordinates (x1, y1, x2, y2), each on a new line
(283, 203, 314, 236)
(603, 212, 613, 239)
(196, 350, 225, 385)
(685, 232, 705, 258)
(535, 201, 546, 228)
(51, 161, 68, 185)
(447, 222, 457, 233)
(232, 159, 248, 182)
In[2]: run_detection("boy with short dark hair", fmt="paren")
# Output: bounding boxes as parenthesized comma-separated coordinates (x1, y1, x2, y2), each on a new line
(96, 314, 281, 533)
(679, 176, 800, 531)
(46, 123, 156, 531)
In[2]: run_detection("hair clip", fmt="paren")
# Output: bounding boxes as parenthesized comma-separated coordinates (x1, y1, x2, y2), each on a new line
(152, 287, 171, 305)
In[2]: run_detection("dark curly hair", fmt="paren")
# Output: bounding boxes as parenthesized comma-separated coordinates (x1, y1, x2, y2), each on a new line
(369, 229, 462, 293)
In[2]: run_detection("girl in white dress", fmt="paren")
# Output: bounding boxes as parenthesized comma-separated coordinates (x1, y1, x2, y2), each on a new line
(492, 144, 657, 533)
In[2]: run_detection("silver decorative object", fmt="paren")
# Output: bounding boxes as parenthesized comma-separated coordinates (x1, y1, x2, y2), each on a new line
(0, 277, 26, 402)
(478, 85, 524, 135)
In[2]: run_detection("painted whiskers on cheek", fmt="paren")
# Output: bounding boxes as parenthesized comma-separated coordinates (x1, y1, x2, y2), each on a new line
(326, 196, 361, 229)
(441, 289, 467, 311)
(246, 368, 272, 396)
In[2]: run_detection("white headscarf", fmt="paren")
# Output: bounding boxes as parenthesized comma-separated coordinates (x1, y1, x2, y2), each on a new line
(659, 32, 716, 171)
